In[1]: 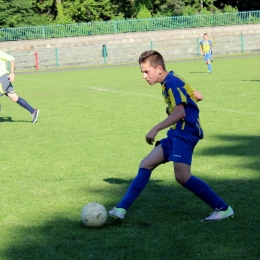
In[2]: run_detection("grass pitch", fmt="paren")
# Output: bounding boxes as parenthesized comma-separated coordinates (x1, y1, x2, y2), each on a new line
(0, 54, 260, 260)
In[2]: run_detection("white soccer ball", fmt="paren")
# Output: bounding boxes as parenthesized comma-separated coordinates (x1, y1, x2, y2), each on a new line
(81, 202, 108, 228)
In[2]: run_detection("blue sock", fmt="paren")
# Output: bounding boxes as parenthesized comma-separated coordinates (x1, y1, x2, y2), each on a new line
(117, 168, 152, 210)
(17, 97, 35, 114)
(208, 63, 212, 72)
(183, 176, 228, 210)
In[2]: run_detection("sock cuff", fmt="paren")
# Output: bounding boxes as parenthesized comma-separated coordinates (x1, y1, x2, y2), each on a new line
(139, 168, 152, 174)
(183, 175, 195, 187)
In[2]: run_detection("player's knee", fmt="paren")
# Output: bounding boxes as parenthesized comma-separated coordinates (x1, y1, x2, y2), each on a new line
(8, 94, 18, 102)
(10, 97, 18, 102)
(174, 163, 191, 185)
(175, 175, 187, 185)
(139, 156, 160, 170)
(139, 159, 154, 170)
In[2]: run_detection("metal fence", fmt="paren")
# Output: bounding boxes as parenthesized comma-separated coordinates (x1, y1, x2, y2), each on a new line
(1, 10, 260, 42)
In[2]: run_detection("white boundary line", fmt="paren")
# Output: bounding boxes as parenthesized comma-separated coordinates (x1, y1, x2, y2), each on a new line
(18, 76, 260, 118)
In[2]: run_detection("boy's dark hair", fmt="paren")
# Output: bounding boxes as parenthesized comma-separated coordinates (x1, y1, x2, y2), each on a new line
(138, 50, 166, 70)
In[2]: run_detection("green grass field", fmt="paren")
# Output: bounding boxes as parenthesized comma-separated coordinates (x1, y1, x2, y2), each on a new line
(0, 55, 260, 260)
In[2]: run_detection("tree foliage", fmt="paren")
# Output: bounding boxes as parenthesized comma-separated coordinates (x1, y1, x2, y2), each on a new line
(0, 0, 47, 27)
(61, 0, 119, 22)
(0, 0, 259, 27)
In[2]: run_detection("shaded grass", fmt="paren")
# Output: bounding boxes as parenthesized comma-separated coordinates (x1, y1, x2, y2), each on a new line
(0, 55, 260, 260)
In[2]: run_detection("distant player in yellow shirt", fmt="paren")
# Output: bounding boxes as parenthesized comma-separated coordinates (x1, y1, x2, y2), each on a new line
(0, 51, 39, 123)
(200, 33, 214, 73)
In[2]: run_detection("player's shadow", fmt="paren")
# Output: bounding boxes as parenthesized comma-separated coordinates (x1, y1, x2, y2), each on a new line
(197, 134, 260, 171)
(241, 80, 260, 82)
(0, 117, 31, 123)
(189, 72, 208, 74)
(0, 116, 13, 122)
(103, 177, 130, 185)
(103, 177, 163, 185)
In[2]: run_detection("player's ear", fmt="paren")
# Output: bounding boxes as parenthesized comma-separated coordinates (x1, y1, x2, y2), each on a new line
(157, 64, 163, 74)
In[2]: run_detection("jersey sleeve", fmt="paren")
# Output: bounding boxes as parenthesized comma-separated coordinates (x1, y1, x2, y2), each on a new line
(167, 86, 187, 107)
(0, 51, 15, 62)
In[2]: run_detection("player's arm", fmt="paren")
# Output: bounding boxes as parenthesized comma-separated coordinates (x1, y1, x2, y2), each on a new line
(146, 104, 185, 144)
(211, 43, 214, 54)
(8, 61, 15, 82)
(200, 44, 204, 56)
(194, 90, 203, 102)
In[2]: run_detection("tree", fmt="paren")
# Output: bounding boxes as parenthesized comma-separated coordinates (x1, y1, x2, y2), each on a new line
(110, 0, 134, 19)
(214, 0, 260, 11)
(61, 0, 118, 22)
(0, 0, 49, 27)
(182, 0, 219, 15)
(159, 0, 185, 16)
(55, 0, 72, 23)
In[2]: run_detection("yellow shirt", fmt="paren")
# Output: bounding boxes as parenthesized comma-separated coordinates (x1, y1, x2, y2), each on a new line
(200, 40, 213, 54)
(0, 51, 15, 76)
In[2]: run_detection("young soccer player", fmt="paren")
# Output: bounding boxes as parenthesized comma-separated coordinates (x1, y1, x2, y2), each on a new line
(0, 51, 39, 123)
(200, 33, 214, 73)
(109, 50, 234, 222)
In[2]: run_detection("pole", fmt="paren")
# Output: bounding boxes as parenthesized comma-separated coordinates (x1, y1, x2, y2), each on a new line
(240, 35, 244, 53)
(102, 45, 108, 64)
(34, 52, 39, 70)
(55, 48, 59, 67)
(196, 38, 200, 56)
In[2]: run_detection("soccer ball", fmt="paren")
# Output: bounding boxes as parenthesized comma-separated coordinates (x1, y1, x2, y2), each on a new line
(81, 202, 108, 228)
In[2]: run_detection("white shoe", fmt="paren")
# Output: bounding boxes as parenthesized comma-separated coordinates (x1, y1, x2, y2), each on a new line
(108, 207, 126, 219)
(202, 206, 234, 222)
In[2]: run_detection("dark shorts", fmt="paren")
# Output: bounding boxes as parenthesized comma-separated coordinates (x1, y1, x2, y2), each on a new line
(160, 129, 200, 166)
(0, 74, 15, 96)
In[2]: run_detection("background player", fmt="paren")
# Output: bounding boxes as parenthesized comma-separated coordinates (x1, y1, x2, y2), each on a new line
(0, 50, 39, 123)
(200, 33, 214, 73)
(109, 50, 234, 222)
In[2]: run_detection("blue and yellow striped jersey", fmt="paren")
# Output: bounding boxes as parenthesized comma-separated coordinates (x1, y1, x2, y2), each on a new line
(161, 71, 203, 139)
(200, 40, 213, 54)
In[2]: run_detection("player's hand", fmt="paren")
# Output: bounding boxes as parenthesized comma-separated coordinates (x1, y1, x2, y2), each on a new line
(8, 73, 15, 82)
(145, 127, 159, 145)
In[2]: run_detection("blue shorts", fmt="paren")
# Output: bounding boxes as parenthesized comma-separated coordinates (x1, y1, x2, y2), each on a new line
(160, 129, 200, 166)
(204, 53, 212, 61)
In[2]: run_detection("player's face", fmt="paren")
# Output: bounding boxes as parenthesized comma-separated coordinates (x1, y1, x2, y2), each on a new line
(140, 61, 162, 85)
(203, 34, 208, 41)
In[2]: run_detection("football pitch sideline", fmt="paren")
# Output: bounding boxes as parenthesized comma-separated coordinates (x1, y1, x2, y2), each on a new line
(0, 55, 260, 260)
